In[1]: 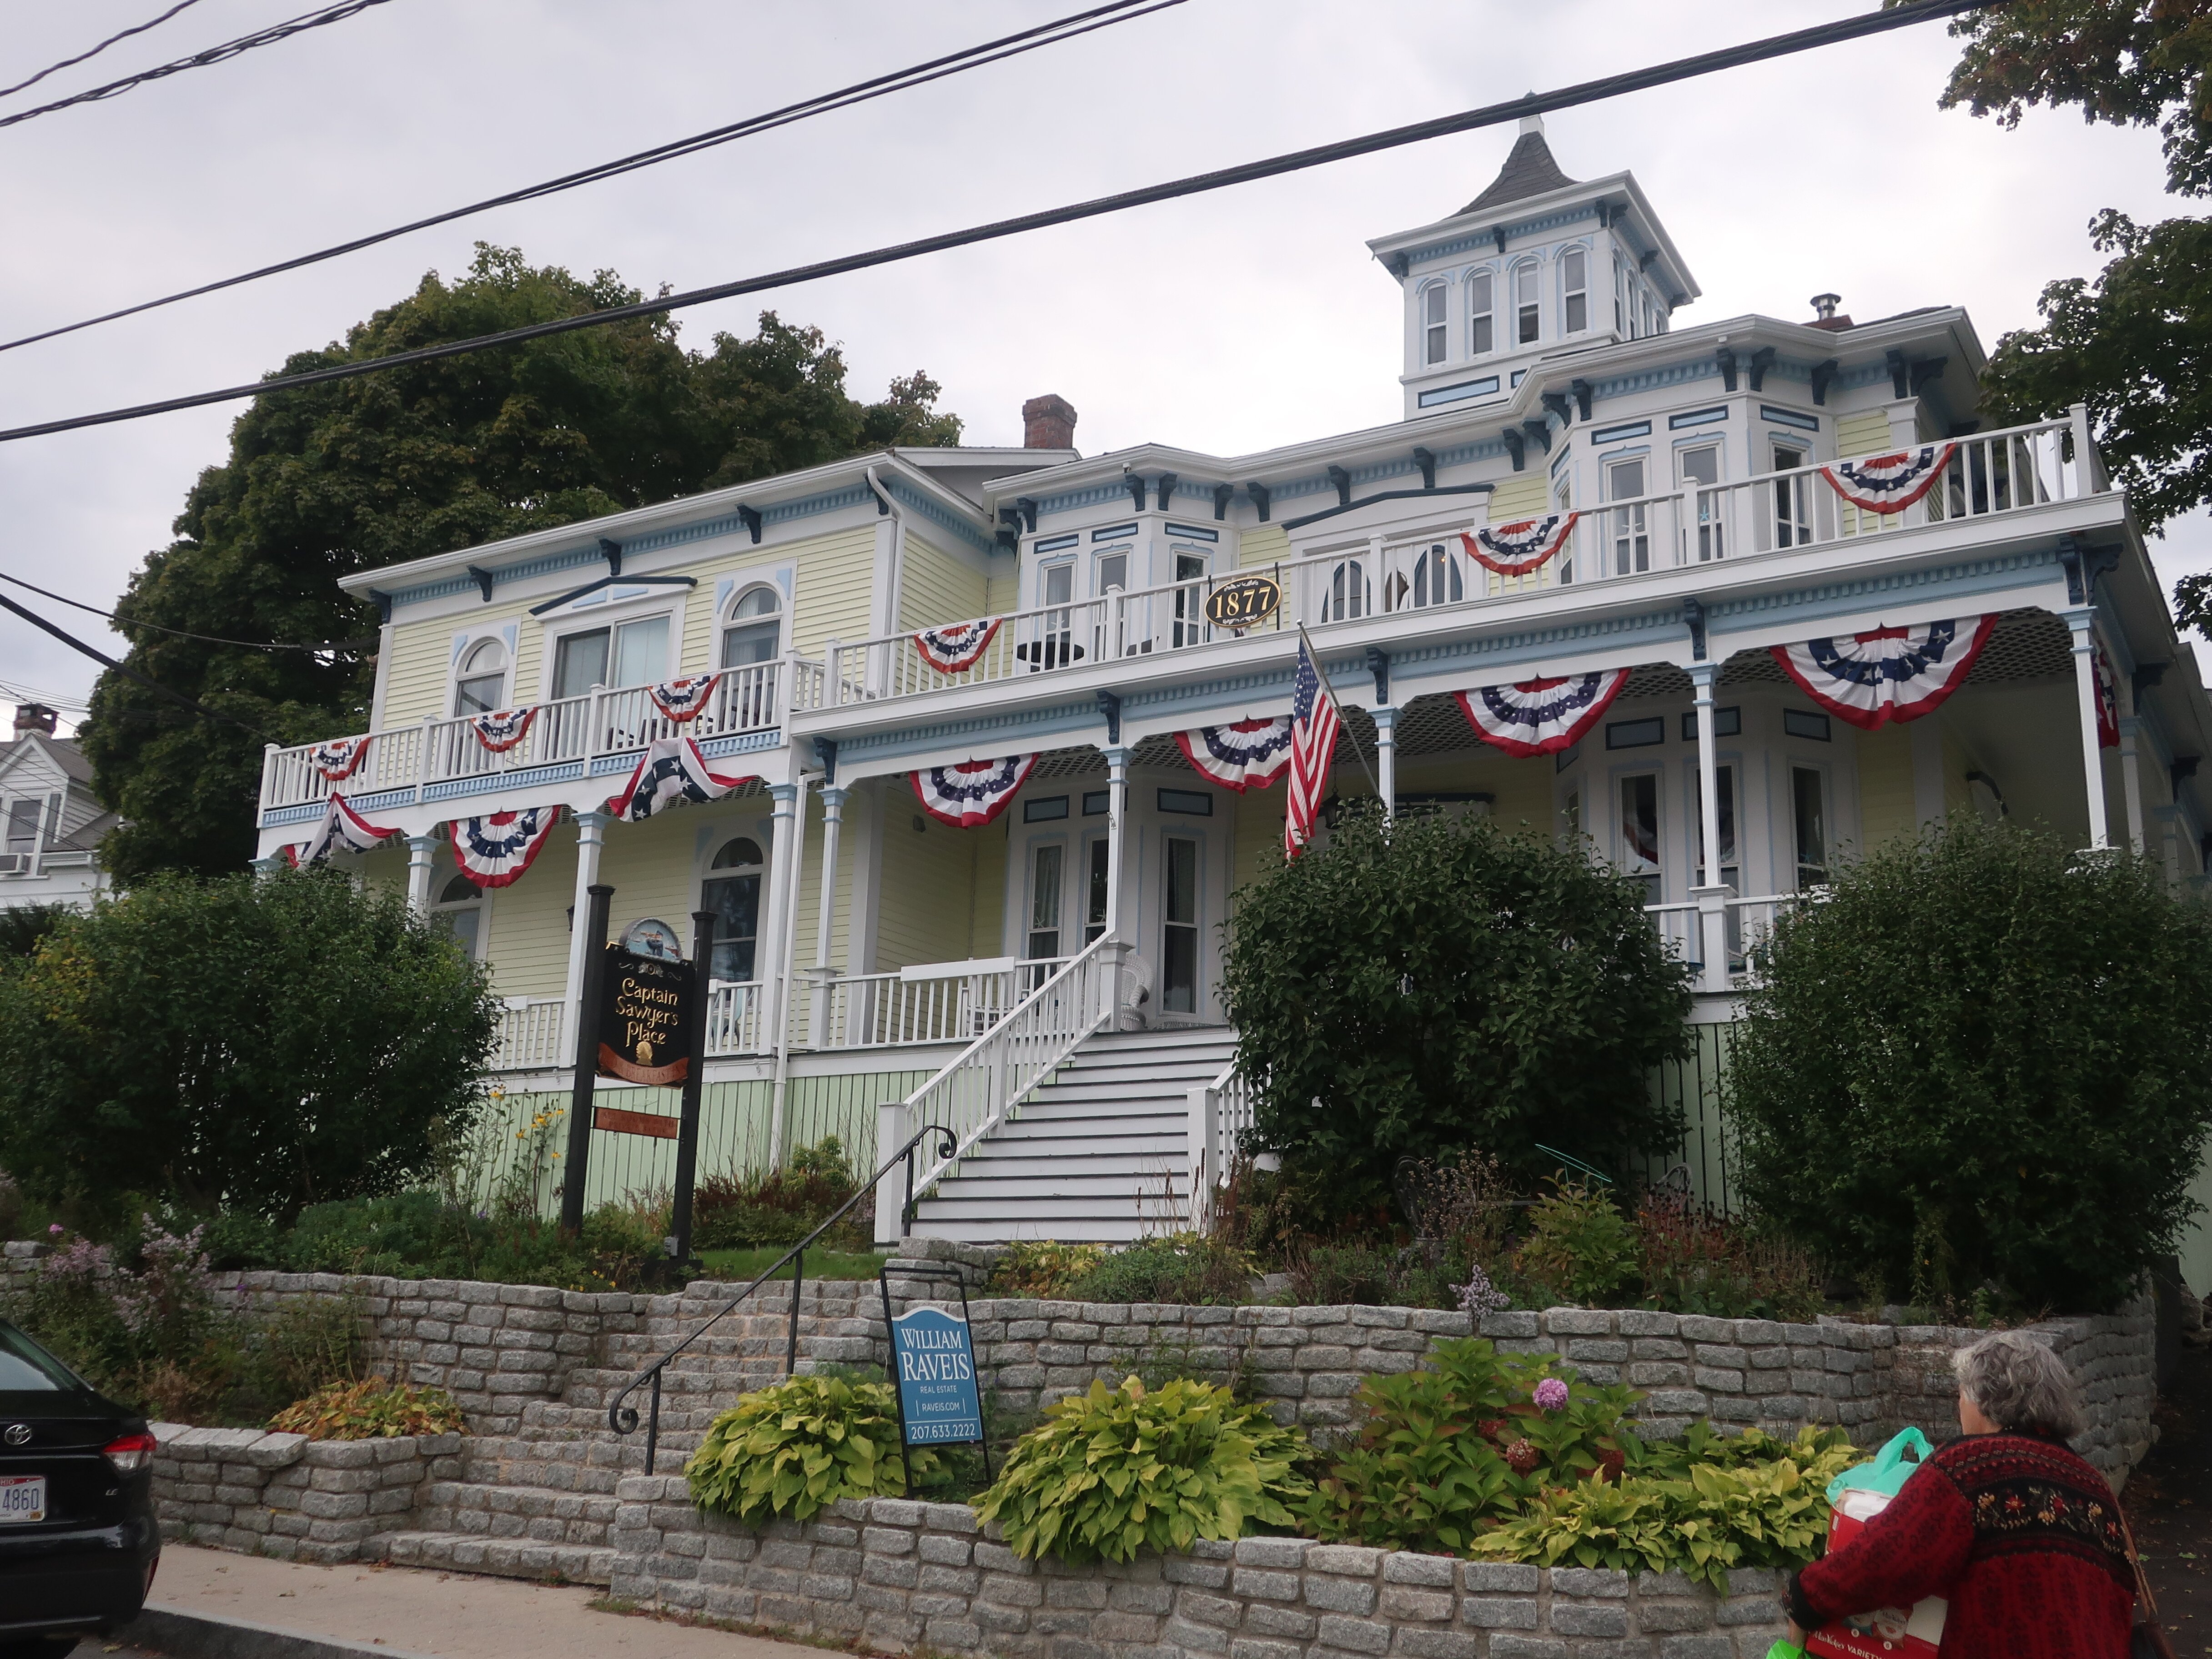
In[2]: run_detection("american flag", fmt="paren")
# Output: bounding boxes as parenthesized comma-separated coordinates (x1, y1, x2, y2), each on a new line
(1283, 637, 1342, 858)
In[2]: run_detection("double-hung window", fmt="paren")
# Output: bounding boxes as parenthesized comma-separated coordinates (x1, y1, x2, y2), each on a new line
(1619, 774, 1661, 905)
(1792, 768, 1829, 888)
(553, 614, 668, 699)
(1422, 282, 1448, 365)
(1679, 446, 1724, 562)
(1606, 457, 1651, 575)
(1562, 247, 1588, 334)
(1468, 270, 1494, 355)
(1514, 261, 1540, 345)
(453, 638, 508, 716)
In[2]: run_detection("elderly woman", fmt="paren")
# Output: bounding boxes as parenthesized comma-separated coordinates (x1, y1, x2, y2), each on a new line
(1785, 1330, 2135, 1659)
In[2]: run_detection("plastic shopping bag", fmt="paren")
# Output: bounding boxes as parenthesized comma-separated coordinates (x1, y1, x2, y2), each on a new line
(1804, 1429, 1948, 1659)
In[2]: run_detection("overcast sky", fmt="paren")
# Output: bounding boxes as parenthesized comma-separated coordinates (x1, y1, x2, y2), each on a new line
(1, 0, 2203, 733)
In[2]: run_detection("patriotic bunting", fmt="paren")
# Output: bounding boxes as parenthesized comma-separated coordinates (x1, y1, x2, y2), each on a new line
(649, 673, 721, 722)
(308, 735, 372, 782)
(1819, 444, 1956, 514)
(912, 755, 1037, 828)
(293, 794, 401, 865)
(915, 617, 1003, 674)
(449, 806, 563, 888)
(604, 738, 761, 822)
(1770, 615, 1996, 729)
(1284, 639, 1342, 858)
(2095, 643, 2121, 749)
(1177, 719, 1294, 792)
(1460, 513, 1578, 577)
(468, 706, 537, 753)
(1453, 670, 1630, 758)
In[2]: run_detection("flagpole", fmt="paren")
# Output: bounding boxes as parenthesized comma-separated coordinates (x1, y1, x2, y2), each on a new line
(1295, 621, 1382, 801)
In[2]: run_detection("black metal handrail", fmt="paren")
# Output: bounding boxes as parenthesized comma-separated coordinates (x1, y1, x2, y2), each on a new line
(607, 1121, 957, 1473)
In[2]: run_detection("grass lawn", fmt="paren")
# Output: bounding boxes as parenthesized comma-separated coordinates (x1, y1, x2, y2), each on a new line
(696, 1245, 887, 1282)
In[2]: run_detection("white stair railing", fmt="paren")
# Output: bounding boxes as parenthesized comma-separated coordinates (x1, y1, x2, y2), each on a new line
(1186, 1056, 1253, 1231)
(874, 932, 1126, 1242)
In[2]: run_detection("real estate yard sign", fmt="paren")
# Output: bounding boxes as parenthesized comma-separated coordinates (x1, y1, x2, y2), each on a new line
(878, 1263, 990, 1483)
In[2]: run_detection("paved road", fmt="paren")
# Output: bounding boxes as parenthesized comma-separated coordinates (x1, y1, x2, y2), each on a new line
(2131, 1340, 2212, 1656)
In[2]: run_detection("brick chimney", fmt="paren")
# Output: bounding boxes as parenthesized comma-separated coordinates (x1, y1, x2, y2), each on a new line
(1022, 394, 1077, 450)
(11, 704, 57, 738)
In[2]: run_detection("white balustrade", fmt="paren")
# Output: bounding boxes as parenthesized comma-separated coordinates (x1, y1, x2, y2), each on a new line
(805, 956, 1069, 1050)
(1186, 1055, 1253, 1231)
(491, 997, 567, 1070)
(704, 979, 767, 1056)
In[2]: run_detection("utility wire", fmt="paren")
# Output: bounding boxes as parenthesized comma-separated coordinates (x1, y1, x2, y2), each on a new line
(0, 0, 394, 134)
(0, 0, 205, 101)
(0, 0, 2001, 447)
(0, 569, 373, 653)
(0, 589, 266, 733)
(0, 0, 1182, 357)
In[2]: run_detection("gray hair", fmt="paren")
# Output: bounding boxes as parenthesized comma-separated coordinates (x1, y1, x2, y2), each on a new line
(1951, 1331, 2085, 1441)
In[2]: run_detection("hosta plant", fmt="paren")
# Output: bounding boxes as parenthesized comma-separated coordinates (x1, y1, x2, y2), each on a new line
(685, 1375, 940, 1523)
(973, 1375, 1312, 1563)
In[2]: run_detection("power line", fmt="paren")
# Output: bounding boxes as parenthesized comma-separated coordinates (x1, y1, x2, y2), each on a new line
(0, 0, 1182, 357)
(0, 0, 205, 101)
(0, 569, 373, 653)
(0, 588, 267, 733)
(0, 0, 394, 134)
(0, 0, 1999, 447)
(0, 678, 90, 713)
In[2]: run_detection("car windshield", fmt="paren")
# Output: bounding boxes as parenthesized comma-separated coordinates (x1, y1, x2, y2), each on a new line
(0, 1322, 82, 1392)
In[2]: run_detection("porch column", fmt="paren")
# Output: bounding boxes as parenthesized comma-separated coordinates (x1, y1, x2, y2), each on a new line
(1688, 662, 1731, 995)
(1372, 706, 1399, 822)
(406, 834, 439, 914)
(2154, 804, 2185, 890)
(2065, 608, 2112, 850)
(558, 809, 610, 1063)
(1103, 744, 1131, 941)
(764, 779, 810, 1170)
(810, 783, 849, 1048)
(2118, 715, 2148, 857)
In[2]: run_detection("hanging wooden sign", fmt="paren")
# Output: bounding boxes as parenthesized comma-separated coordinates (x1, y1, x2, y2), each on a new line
(596, 945, 695, 1086)
(592, 1106, 679, 1139)
(1202, 574, 1282, 632)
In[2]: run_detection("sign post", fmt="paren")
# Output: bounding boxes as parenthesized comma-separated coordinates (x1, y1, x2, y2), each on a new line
(669, 908, 716, 1267)
(877, 1263, 990, 1490)
(559, 883, 613, 1232)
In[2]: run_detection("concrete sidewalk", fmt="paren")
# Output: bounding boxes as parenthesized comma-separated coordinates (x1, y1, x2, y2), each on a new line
(121, 1544, 810, 1659)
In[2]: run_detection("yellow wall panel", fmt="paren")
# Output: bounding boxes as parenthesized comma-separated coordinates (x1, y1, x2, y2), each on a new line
(791, 524, 884, 660)
(481, 829, 579, 998)
(1228, 785, 1283, 913)
(1239, 524, 1289, 570)
(1835, 408, 1892, 457)
(872, 805, 987, 969)
(1854, 724, 1915, 854)
(677, 549, 803, 673)
(899, 532, 989, 632)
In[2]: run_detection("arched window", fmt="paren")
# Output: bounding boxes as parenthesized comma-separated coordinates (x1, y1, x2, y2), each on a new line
(720, 586, 782, 669)
(1561, 247, 1588, 334)
(1513, 261, 1540, 346)
(1420, 282, 1447, 365)
(703, 836, 764, 982)
(433, 872, 484, 959)
(1327, 560, 1369, 622)
(1468, 270, 1493, 356)
(452, 638, 508, 716)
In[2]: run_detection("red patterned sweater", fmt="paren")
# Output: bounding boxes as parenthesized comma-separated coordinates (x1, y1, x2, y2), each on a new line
(1787, 1432, 2133, 1659)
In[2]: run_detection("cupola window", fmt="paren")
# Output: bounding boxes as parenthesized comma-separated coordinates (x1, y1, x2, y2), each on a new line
(1468, 270, 1494, 356)
(1422, 282, 1448, 365)
(1562, 248, 1588, 334)
(1514, 261, 1540, 346)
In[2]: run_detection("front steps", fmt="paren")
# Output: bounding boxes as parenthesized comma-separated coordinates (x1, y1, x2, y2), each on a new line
(908, 1025, 1238, 1244)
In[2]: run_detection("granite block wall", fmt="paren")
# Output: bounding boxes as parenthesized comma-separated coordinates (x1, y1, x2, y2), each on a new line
(149, 1423, 460, 1563)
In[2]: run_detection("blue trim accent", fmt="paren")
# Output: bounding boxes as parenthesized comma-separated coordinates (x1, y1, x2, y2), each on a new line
(1164, 523, 1220, 542)
(592, 751, 644, 777)
(423, 762, 585, 803)
(883, 477, 994, 553)
(1760, 404, 1820, 432)
(1398, 202, 1602, 269)
(1033, 533, 1079, 553)
(1589, 420, 1652, 444)
(1091, 523, 1140, 542)
(698, 729, 784, 759)
(1416, 376, 1501, 408)
(1668, 407, 1729, 429)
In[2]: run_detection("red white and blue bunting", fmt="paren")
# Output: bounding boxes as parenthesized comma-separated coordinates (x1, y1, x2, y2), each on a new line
(1453, 670, 1630, 758)
(308, 735, 372, 782)
(649, 673, 721, 722)
(1819, 444, 1956, 514)
(1177, 719, 1294, 791)
(603, 738, 761, 822)
(1460, 513, 1579, 578)
(468, 706, 537, 753)
(1770, 615, 1997, 729)
(911, 755, 1037, 828)
(449, 806, 563, 888)
(287, 794, 401, 865)
(2096, 643, 2121, 749)
(915, 617, 1003, 674)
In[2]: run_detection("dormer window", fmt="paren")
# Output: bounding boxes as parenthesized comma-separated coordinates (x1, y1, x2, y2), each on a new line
(1562, 248, 1588, 334)
(1422, 282, 1448, 366)
(1468, 271, 1493, 356)
(1513, 261, 1540, 346)
(453, 638, 508, 716)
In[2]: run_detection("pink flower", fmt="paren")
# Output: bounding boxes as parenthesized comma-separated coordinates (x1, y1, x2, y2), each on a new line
(46, 1224, 61, 1235)
(1533, 1378, 1570, 1411)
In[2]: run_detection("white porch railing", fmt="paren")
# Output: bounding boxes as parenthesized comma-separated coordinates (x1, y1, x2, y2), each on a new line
(492, 996, 567, 1070)
(1186, 1055, 1252, 1231)
(261, 661, 783, 814)
(1644, 892, 1806, 986)
(798, 413, 2096, 712)
(875, 933, 1126, 1242)
(803, 955, 1070, 1049)
(704, 979, 768, 1056)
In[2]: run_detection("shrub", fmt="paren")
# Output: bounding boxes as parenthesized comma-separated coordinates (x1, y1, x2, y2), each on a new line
(1064, 1235, 1252, 1305)
(1728, 817, 2212, 1312)
(0, 870, 498, 1229)
(1283, 1242, 1460, 1311)
(277, 1189, 669, 1292)
(686, 1375, 941, 1523)
(269, 1378, 465, 1439)
(984, 1241, 1107, 1298)
(1306, 1338, 1642, 1553)
(693, 1137, 868, 1252)
(1513, 1180, 1639, 1306)
(1636, 1192, 1824, 1322)
(974, 1376, 1311, 1563)
(1222, 806, 1692, 1195)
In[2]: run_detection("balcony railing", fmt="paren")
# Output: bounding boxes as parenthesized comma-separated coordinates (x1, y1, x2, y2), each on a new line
(493, 996, 568, 1070)
(798, 955, 1070, 1050)
(261, 661, 784, 815)
(1646, 892, 1805, 985)
(804, 413, 2098, 711)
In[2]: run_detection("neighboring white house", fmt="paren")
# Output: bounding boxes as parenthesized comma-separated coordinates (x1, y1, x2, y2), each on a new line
(0, 704, 114, 914)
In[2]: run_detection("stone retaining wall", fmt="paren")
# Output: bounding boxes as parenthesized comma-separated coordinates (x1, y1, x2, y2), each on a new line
(608, 1486, 1788, 1659)
(149, 1423, 458, 1563)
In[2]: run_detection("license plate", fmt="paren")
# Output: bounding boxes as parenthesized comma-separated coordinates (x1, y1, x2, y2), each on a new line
(0, 1476, 46, 1523)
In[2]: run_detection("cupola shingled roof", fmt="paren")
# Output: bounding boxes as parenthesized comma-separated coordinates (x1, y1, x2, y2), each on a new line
(1457, 120, 1577, 216)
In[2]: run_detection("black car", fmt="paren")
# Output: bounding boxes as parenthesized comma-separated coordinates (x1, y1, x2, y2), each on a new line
(0, 1317, 159, 1658)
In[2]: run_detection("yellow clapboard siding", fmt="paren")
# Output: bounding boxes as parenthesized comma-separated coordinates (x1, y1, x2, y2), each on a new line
(791, 524, 882, 659)
(899, 532, 989, 631)
(1835, 408, 1893, 457)
(678, 549, 804, 673)
(1478, 472, 1563, 598)
(1854, 723, 1915, 852)
(1228, 784, 1283, 915)
(872, 803, 990, 969)
(381, 617, 467, 727)
(481, 828, 580, 998)
(985, 568, 1021, 614)
(1239, 523, 1289, 570)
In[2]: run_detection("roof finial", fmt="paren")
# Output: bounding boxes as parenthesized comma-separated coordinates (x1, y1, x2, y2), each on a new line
(1518, 109, 1544, 137)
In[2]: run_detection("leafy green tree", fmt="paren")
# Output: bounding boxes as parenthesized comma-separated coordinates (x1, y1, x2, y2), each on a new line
(80, 244, 963, 879)
(1220, 809, 1692, 1199)
(0, 867, 498, 1225)
(1728, 817, 2212, 1313)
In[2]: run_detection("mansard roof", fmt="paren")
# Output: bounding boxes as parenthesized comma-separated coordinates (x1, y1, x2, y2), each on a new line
(1458, 128, 1577, 215)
